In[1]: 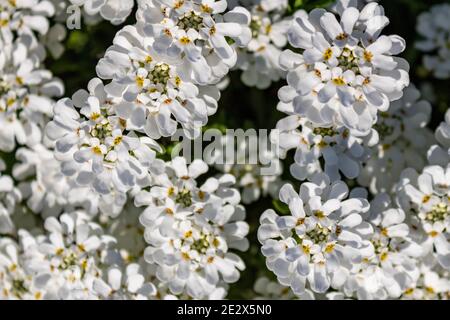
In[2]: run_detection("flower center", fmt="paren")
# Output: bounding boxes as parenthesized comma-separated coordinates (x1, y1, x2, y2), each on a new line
(425, 202, 449, 223)
(175, 188, 193, 207)
(11, 279, 28, 298)
(90, 121, 113, 141)
(305, 225, 330, 245)
(337, 47, 360, 74)
(191, 233, 211, 254)
(60, 252, 78, 270)
(177, 11, 204, 31)
(250, 17, 262, 38)
(150, 63, 171, 87)
(313, 127, 337, 137)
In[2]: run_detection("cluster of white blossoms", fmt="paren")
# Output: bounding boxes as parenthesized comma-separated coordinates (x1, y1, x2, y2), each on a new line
(230, 0, 291, 89)
(0, 212, 158, 300)
(259, 0, 449, 300)
(340, 193, 422, 299)
(136, 157, 249, 299)
(67, 0, 134, 25)
(258, 174, 372, 295)
(0, 36, 63, 153)
(45, 0, 254, 204)
(95, 0, 252, 139)
(358, 85, 434, 195)
(1, 0, 449, 301)
(429, 109, 450, 167)
(273, 114, 375, 182)
(396, 166, 450, 271)
(0, 1, 65, 234)
(0, 159, 20, 235)
(278, 1, 409, 136)
(46, 78, 165, 198)
(416, 4, 450, 79)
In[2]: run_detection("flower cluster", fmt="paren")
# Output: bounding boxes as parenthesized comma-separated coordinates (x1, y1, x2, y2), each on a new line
(258, 174, 371, 295)
(274, 115, 374, 182)
(396, 166, 450, 271)
(358, 85, 434, 194)
(232, 0, 291, 89)
(46, 79, 164, 198)
(1, 31, 63, 153)
(416, 4, 450, 79)
(94, 0, 252, 140)
(68, 0, 134, 25)
(278, 1, 409, 136)
(341, 193, 421, 299)
(135, 157, 248, 299)
(0, 212, 161, 300)
(0, 159, 20, 235)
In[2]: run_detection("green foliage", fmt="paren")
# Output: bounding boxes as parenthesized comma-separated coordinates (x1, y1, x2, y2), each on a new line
(272, 199, 291, 215)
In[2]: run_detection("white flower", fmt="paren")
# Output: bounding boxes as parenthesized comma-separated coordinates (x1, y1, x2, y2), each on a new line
(0, 211, 153, 300)
(397, 166, 450, 270)
(135, 0, 251, 85)
(0, 217, 94, 299)
(0, 0, 55, 46)
(137, 157, 249, 299)
(273, 115, 376, 182)
(253, 276, 315, 300)
(0, 233, 50, 300)
(428, 109, 450, 167)
(416, 4, 450, 79)
(0, 36, 63, 152)
(96, 25, 215, 139)
(12, 143, 106, 219)
(258, 174, 370, 295)
(46, 78, 163, 196)
(401, 261, 449, 300)
(358, 84, 434, 194)
(234, 2, 291, 89)
(68, 0, 134, 25)
(31, 211, 115, 299)
(93, 263, 157, 300)
(0, 160, 21, 235)
(279, 2, 409, 136)
(341, 193, 421, 299)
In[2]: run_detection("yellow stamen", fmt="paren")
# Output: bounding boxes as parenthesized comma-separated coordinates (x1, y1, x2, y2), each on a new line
(323, 48, 333, 61)
(180, 36, 190, 45)
(92, 146, 103, 155)
(364, 50, 373, 63)
(325, 244, 335, 253)
(332, 77, 346, 86)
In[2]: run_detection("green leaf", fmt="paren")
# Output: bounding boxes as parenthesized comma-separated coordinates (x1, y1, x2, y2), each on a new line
(272, 199, 290, 215)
